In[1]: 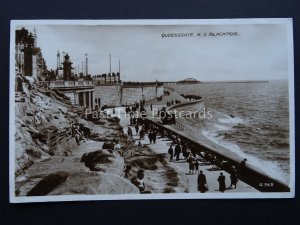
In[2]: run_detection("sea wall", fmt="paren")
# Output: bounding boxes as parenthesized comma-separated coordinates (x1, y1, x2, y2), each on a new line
(94, 85, 121, 106)
(122, 86, 164, 105)
(94, 85, 164, 107)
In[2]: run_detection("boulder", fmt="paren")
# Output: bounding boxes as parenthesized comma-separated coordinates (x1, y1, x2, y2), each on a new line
(102, 141, 115, 150)
(81, 150, 114, 171)
(79, 125, 91, 137)
(27, 171, 69, 196)
(108, 117, 120, 122)
(49, 172, 139, 195)
(94, 120, 106, 125)
(25, 148, 45, 159)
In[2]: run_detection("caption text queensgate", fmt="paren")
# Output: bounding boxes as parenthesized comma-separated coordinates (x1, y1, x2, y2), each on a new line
(161, 32, 239, 38)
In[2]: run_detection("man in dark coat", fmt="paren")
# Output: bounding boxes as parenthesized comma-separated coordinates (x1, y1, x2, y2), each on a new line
(152, 131, 157, 144)
(130, 116, 133, 125)
(140, 129, 145, 139)
(168, 145, 174, 162)
(218, 172, 226, 192)
(238, 158, 247, 177)
(174, 144, 181, 161)
(135, 124, 139, 135)
(132, 117, 137, 125)
(148, 131, 153, 144)
(198, 170, 208, 193)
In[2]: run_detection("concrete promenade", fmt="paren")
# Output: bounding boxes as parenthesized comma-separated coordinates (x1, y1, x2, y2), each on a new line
(106, 107, 257, 194)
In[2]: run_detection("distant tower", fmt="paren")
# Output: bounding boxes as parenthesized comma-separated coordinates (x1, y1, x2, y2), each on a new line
(85, 53, 88, 76)
(62, 53, 73, 81)
(57, 50, 60, 69)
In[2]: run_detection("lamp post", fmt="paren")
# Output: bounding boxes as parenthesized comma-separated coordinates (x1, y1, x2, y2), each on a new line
(120, 80, 123, 106)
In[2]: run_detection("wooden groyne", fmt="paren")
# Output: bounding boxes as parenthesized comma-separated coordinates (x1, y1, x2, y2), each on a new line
(145, 118, 290, 192)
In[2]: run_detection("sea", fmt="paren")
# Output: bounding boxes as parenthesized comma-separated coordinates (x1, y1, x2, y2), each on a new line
(171, 80, 290, 184)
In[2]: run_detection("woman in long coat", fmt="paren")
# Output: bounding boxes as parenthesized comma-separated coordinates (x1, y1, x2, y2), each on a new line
(198, 170, 208, 193)
(230, 166, 238, 189)
(217, 172, 226, 192)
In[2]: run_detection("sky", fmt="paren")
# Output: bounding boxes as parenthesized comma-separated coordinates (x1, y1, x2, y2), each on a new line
(18, 23, 290, 82)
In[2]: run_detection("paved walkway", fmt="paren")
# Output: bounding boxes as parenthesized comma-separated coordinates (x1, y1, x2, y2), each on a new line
(106, 107, 257, 193)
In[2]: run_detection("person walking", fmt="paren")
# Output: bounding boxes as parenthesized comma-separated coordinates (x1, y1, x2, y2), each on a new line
(135, 124, 139, 135)
(140, 128, 145, 139)
(182, 145, 188, 160)
(218, 172, 226, 192)
(174, 144, 181, 161)
(132, 117, 137, 125)
(148, 131, 153, 144)
(187, 156, 195, 174)
(130, 116, 133, 125)
(168, 145, 174, 162)
(194, 159, 199, 174)
(238, 158, 247, 177)
(127, 127, 133, 137)
(152, 130, 157, 144)
(198, 170, 208, 193)
(230, 166, 238, 189)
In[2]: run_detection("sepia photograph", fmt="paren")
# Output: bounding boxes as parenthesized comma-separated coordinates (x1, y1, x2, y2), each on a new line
(9, 19, 295, 202)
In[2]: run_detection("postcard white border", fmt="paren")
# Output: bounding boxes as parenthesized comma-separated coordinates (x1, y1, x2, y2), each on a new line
(9, 18, 295, 203)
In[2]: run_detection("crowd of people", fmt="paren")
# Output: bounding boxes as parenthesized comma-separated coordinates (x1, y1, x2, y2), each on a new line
(195, 161, 245, 193)
(127, 118, 158, 145)
(180, 94, 202, 101)
(109, 94, 248, 194)
(164, 132, 248, 193)
(166, 99, 182, 107)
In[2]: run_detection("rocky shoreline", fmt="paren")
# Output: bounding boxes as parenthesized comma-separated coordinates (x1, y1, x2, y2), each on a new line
(14, 77, 189, 196)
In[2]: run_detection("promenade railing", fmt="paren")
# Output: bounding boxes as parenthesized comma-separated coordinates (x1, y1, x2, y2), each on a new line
(172, 121, 184, 131)
(40, 80, 94, 88)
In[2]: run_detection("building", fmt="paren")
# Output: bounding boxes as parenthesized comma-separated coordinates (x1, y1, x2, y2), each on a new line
(62, 53, 73, 81)
(15, 27, 47, 79)
(93, 72, 121, 85)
